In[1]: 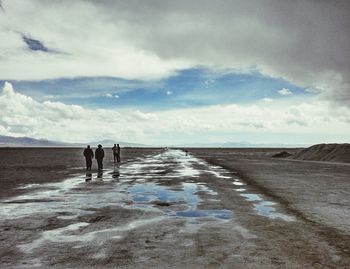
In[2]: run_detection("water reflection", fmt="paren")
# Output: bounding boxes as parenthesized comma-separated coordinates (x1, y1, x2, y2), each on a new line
(85, 172, 92, 182)
(176, 209, 232, 219)
(240, 193, 262, 201)
(112, 165, 120, 179)
(127, 182, 233, 221)
(240, 193, 295, 221)
(97, 171, 103, 179)
(1, 148, 299, 261)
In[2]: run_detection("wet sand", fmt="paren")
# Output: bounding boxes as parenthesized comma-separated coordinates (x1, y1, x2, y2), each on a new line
(0, 148, 349, 268)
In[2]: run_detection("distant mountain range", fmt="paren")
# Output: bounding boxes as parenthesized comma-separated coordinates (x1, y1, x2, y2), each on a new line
(86, 139, 146, 147)
(0, 135, 145, 147)
(0, 135, 309, 148)
(0, 135, 69, 147)
(174, 141, 309, 148)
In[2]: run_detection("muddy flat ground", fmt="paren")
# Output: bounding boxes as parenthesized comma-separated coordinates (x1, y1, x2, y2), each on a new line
(0, 148, 349, 268)
(0, 147, 162, 199)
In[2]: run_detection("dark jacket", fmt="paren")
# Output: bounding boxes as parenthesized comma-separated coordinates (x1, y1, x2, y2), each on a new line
(83, 148, 94, 159)
(95, 148, 105, 159)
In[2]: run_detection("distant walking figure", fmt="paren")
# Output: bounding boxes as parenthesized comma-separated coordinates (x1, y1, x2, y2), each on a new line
(112, 143, 121, 163)
(83, 145, 94, 170)
(95, 144, 105, 170)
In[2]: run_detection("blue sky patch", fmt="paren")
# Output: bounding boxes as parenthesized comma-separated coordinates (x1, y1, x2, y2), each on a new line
(2, 68, 315, 111)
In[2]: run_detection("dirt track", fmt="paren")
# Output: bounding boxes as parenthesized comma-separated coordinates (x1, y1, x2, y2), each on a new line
(0, 148, 349, 268)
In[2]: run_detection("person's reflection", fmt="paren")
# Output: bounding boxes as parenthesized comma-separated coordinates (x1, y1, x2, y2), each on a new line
(97, 170, 103, 180)
(85, 172, 92, 182)
(112, 164, 120, 179)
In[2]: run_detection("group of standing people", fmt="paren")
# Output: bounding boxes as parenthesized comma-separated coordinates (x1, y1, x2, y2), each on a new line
(83, 144, 120, 171)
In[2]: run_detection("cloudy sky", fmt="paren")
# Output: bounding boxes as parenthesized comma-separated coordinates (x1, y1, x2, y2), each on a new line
(0, 0, 349, 145)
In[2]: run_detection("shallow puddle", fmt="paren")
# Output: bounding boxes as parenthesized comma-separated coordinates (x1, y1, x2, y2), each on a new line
(240, 193, 263, 201)
(176, 209, 232, 219)
(2, 149, 234, 254)
(240, 193, 295, 221)
(1, 148, 295, 257)
(190, 154, 296, 222)
(236, 188, 246, 192)
(127, 182, 233, 221)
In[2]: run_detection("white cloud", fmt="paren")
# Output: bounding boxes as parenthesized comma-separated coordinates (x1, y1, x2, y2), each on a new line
(1, 82, 349, 144)
(131, 110, 158, 121)
(204, 79, 215, 88)
(0, 1, 191, 81)
(3, 81, 14, 95)
(104, 93, 119, 99)
(0, 0, 349, 105)
(0, 82, 150, 142)
(278, 88, 293, 95)
(166, 90, 173, 95)
(262, 98, 273, 103)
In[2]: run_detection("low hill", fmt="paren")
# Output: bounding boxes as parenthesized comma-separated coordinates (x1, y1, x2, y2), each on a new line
(292, 143, 350, 163)
(176, 141, 308, 148)
(0, 135, 70, 147)
(0, 135, 146, 147)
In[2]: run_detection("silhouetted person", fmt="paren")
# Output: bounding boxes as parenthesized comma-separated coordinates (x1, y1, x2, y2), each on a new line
(116, 144, 121, 162)
(83, 145, 94, 170)
(95, 144, 105, 170)
(112, 144, 121, 163)
(112, 144, 118, 163)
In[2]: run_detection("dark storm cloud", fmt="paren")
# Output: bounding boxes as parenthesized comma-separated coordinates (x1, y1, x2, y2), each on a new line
(22, 35, 49, 52)
(87, 0, 350, 104)
(1, 0, 349, 105)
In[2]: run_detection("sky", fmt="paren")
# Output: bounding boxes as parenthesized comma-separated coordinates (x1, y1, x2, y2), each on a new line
(0, 0, 350, 146)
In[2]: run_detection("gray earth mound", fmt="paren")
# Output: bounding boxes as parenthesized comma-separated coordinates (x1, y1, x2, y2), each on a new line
(272, 151, 292, 158)
(293, 143, 350, 163)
